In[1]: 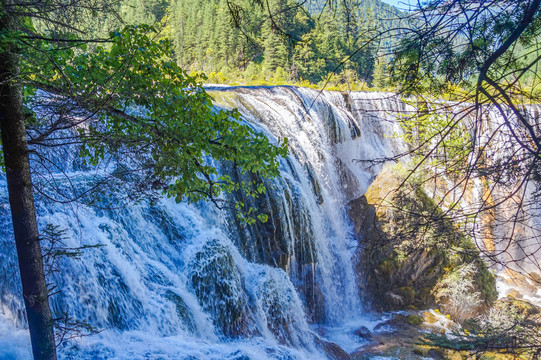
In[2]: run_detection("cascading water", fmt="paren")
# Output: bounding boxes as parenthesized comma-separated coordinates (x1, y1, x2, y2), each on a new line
(460, 104, 541, 305)
(0, 86, 408, 359)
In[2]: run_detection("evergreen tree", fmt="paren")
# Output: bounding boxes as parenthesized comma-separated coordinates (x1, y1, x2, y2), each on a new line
(372, 52, 387, 89)
(119, 0, 169, 25)
(262, 27, 289, 74)
(122, 0, 385, 84)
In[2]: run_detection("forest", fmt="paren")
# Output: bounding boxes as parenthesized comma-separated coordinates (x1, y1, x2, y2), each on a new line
(105, 0, 401, 87)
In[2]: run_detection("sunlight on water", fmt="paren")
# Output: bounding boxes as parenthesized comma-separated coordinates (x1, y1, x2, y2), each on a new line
(0, 87, 411, 359)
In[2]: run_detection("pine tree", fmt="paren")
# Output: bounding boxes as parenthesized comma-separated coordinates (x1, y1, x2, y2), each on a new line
(372, 52, 387, 89)
(263, 27, 289, 75)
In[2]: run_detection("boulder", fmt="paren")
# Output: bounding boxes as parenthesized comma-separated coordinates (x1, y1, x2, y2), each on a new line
(353, 326, 372, 339)
(315, 337, 351, 360)
(348, 164, 497, 316)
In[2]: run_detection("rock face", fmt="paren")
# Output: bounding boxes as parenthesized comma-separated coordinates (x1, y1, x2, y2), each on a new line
(189, 239, 256, 337)
(350, 313, 426, 359)
(348, 164, 497, 315)
(353, 326, 372, 339)
(316, 337, 352, 360)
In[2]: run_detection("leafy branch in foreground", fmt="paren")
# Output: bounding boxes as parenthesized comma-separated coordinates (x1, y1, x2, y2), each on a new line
(380, 2, 541, 355)
(21, 24, 288, 221)
(1, 10, 287, 358)
(53, 312, 102, 348)
(40, 224, 103, 291)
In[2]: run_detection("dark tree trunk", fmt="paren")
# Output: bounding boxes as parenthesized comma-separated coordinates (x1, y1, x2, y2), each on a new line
(0, 2, 57, 360)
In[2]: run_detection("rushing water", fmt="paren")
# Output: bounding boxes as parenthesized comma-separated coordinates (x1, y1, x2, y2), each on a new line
(0, 86, 408, 359)
(3, 86, 541, 358)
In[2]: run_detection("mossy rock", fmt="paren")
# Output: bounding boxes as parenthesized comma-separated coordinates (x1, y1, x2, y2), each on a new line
(226, 351, 251, 360)
(164, 290, 197, 332)
(444, 351, 465, 360)
(376, 258, 397, 279)
(423, 311, 439, 324)
(478, 353, 517, 360)
(349, 163, 497, 314)
(407, 314, 424, 326)
(188, 239, 254, 337)
(497, 297, 540, 317)
(416, 287, 433, 304)
(399, 287, 416, 305)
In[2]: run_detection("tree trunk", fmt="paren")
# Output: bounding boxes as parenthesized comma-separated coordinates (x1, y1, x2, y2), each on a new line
(0, 3, 57, 360)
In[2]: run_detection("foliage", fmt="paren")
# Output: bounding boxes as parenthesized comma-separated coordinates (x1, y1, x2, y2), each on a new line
(40, 224, 102, 282)
(388, 0, 541, 354)
(360, 164, 496, 311)
(433, 263, 482, 323)
(78, 0, 404, 89)
(37, 224, 104, 346)
(168, 0, 380, 85)
(188, 239, 253, 336)
(386, 2, 541, 297)
(0, 1, 290, 357)
(53, 312, 101, 348)
(398, 99, 472, 181)
(391, 1, 541, 99)
(200, 68, 375, 91)
(20, 24, 287, 222)
(407, 314, 424, 326)
(390, 0, 541, 203)
(422, 298, 541, 358)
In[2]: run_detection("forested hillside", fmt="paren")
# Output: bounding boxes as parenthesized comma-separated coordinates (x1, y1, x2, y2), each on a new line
(108, 0, 401, 86)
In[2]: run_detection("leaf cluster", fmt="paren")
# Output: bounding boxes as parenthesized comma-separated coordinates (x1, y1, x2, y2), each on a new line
(19, 23, 287, 221)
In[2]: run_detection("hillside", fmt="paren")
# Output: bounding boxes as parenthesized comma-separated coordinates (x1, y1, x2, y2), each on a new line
(110, 0, 402, 86)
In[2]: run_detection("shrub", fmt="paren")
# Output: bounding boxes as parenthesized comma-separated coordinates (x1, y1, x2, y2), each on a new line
(433, 263, 482, 322)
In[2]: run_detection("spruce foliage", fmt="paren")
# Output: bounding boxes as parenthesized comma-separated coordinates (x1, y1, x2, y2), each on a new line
(167, 0, 391, 85)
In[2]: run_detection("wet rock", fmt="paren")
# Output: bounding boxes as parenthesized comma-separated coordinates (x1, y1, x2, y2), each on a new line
(427, 348, 445, 360)
(353, 326, 372, 339)
(410, 345, 463, 360)
(345, 195, 375, 238)
(164, 290, 197, 332)
(506, 288, 523, 299)
(188, 239, 255, 337)
(373, 314, 413, 332)
(529, 271, 541, 284)
(503, 268, 539, 297)
(419, 310, 461, 335)
(497, 296, 540, 316)
(351, 312, 440, 360)
(255, 273, 308, 346)
(423, 311, 438, 324)
(336, 157, 362, 202)
(302, 264, 326, 323)
(385, 291, 405, 307)
(316, 337, 351, 360)
(305, 163, 324, 205)
(227, 350, 251, 360)
(314, 326, 327, 337)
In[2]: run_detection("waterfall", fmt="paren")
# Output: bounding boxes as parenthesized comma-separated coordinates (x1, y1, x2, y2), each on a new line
(0, 86, 418, 359)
